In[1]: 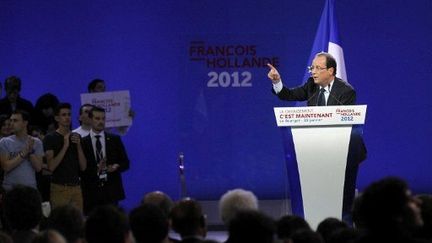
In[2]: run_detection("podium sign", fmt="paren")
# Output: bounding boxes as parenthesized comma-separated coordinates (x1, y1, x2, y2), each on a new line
(274, 105, 367, 127)
(274, 105, 367, 229)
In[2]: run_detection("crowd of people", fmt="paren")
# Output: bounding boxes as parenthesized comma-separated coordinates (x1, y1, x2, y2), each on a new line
(0, 178, 431, 243)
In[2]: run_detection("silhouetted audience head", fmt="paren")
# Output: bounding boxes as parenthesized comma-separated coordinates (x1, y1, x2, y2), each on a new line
(316, 218, 348, 243)
(46, 205, 84, 243)
(87, 79, 106, 93)
(355, 177, 423, 234)
(34, 93, 59, 133)
(277, 215, 311, 241)
(32, 230, 67, 243)
(170, 198, 207, 239)
(141, 191, 173, 217)
(4, 185, 42, 231)
(129, 204, 169, 243)
(219, 188, 258, 226)
(226, 210, 275, 243)
(290, 229, 324, 243)
(85, 205, 131, 243)
(326, 228, 360, 243)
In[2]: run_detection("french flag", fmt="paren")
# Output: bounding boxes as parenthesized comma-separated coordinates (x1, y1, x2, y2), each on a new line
(304, 0, 347, 82)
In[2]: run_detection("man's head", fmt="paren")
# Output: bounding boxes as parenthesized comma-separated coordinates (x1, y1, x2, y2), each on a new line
(356, 177, 423, 233)
(0, 114, 12, 137)
(89, 106, 106, 132)
(78, 104, 94, 126)
(309, 52, 337, 87)
(141, 191, 173, 217)
(4, 76, 21, 103)
(54, 103, 72, 129)
(129, 204, 169, 243)
(226, 210, 275, 243)
(88, 79, 106, 93)
(10, 110, 30, 135)
(219, 188, 259, 226)
(85, 205, 131, 243)
(170, 198, 207, 238)
(46, 205, 84, 243)
(4, 185, 42, 231)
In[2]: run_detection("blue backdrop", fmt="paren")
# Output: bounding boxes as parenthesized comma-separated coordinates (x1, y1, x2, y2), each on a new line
(1, 0, 431, 210)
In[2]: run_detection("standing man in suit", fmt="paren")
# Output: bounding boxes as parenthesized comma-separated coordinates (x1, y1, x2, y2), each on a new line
(81, 106, 130, 215)
(268, 52, 356, 106)
(268, 52, 366, 223)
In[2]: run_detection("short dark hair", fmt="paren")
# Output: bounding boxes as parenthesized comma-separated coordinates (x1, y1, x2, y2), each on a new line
(4, 185, 42, 231)
(227, 210, 275, 243)
(85, 206, 129, 243)
(12, 109, 31, 122)
(54, 103, 72, 116)
(130, 204, 169, 243)
(4, 76, 21, 91)
(170, 198, 205, 237)
(88, 106, 105, 119)
(46, 205, 84, 243)
(88, 79, 105, 93)
(79, 103, 94, 115)
(277, 215, 311, 239)
(316, 52, 337, 76)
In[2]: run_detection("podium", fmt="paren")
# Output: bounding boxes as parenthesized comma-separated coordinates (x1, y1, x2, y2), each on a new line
(274, 105, 367, 228)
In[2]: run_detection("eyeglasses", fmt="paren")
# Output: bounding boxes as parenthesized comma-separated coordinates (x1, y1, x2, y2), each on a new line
(308, 65, 328, 73)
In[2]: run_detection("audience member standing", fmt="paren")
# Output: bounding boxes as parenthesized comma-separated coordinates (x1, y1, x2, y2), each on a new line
(33, 93, 60, 135)
(0, 110, 43, 191)
(43, 103, 87, 211)
(81, 106, 129, 215)
(0, 76, 34, 122)
(72, 104, 94, 137)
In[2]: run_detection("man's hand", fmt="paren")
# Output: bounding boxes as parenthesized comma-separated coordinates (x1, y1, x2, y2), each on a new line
(63, 133, 71, 149)
(267, 63, 281, 84)
(107, 163, 120, 173)
(70, 132, 81, 148)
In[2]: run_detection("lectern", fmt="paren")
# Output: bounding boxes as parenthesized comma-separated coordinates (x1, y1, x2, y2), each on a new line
(274, 105, 367, 228)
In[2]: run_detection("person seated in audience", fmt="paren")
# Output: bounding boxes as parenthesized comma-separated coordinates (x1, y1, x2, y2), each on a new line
(32, 230, 67, 243)
(326, 228, 360, 243)
(218, 188, 259, 227)
(353, 177, 425, 243)
(0, 76, 35, 123)
(225, 210, 274, 243)
(316, 218, 348, 243)
(277, 215, 311, 243)
(3, 185, 42, 243)
(170, 198, 207, 243)
(290, 229, 324, 243)
(45, 205, 84, 243)
(141, 191, 174, 217)
(130, 204, 170, 243)
(85, 205, 132, 243)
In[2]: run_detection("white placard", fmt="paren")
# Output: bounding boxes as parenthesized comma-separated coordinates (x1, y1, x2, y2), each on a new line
(81, 90, 132, 128)
(274, 105, 367, 127)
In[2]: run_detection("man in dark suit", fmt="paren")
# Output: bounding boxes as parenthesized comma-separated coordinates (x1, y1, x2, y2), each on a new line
(268, 52, 355, 106)
(268, 52, 366, 223)
(81, 106, 130, 215)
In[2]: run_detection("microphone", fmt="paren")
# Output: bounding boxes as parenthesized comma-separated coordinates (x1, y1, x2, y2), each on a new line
(328, 91, 345, 105)
(178, 152, 187, 198)
(307, 87, 321, 105)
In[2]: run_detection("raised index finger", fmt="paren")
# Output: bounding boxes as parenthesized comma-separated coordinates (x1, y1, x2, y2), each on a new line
(267, 63, 276, 70)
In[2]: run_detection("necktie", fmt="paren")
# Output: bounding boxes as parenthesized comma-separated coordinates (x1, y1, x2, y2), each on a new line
(317, 88, 326, 106)
(95, 135, 102, 163)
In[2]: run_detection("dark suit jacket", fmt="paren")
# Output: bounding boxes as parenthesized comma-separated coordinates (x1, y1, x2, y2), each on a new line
(0, 96, 35, 121)
(81, 132, 129, 214)
(274, 77, 356, 105)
